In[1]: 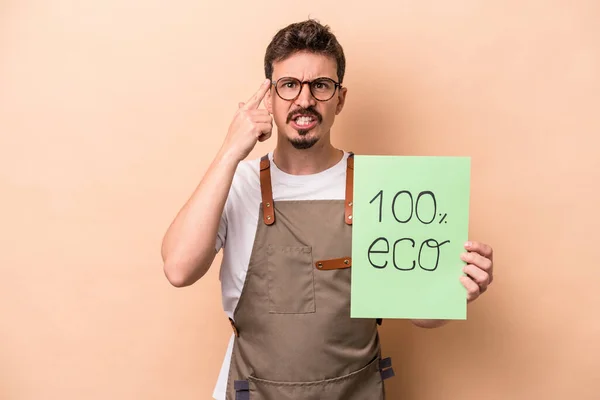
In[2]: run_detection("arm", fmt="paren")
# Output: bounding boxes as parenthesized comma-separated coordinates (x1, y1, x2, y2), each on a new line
(161, 79, 273, 287)
(161, 150, 239, 287)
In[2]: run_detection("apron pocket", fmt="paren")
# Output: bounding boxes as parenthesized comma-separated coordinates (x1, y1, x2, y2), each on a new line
(267, 245, 315, 314)
(246, 355, 383, 400)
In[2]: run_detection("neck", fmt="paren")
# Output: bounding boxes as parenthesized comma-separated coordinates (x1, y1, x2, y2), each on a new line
(273, 137, 343, 175)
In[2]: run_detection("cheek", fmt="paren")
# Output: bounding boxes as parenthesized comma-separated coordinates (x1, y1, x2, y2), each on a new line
(272, 106, 291, 127)
(321, 104, 338, 122)
(270, 101, 286, 118)
(276, 107, 290, 123)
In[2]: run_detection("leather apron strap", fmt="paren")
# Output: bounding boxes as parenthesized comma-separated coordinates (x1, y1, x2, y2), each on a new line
(345, 152, 354, 225)
(259, 155, 275, 225)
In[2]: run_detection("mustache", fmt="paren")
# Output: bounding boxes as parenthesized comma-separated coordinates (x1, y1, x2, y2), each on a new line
(286, 107, 323, 124)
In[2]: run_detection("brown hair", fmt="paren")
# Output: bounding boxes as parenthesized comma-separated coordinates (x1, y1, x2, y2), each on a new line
(264, 19, 346, 83)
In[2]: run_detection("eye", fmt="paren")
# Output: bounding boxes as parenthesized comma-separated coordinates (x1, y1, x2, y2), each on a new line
(279, 79, 298, 89)
(313, 80, 332, 90)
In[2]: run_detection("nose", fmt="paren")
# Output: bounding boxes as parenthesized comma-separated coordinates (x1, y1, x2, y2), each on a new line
(294, 82, 317, 108)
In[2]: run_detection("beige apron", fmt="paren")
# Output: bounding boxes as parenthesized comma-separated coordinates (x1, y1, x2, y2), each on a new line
(225, 153, 395, 400)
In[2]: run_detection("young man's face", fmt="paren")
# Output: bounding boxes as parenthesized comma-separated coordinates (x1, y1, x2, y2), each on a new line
(265, 51, 347, 150)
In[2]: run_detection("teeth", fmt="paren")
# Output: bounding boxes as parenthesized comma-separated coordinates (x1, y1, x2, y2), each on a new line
(295, 116, 314, 126)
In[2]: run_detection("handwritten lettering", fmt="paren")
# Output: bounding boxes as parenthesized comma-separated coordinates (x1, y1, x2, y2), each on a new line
(367, 190, 450, 272)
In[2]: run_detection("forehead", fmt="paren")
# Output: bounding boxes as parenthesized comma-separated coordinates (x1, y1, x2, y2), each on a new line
(272, 51, 338, 80)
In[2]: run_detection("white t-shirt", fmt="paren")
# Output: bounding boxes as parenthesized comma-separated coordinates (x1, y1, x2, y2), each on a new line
(212, 150, 351, 400)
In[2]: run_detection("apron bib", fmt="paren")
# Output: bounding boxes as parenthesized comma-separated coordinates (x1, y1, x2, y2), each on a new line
(226, 153, 395, 400)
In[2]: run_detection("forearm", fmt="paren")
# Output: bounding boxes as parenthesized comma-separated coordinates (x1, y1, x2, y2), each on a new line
(161, 148, 239, 287)
(410, 319, 449, 329)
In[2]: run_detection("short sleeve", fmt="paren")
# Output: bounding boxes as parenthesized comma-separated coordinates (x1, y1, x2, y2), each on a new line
(215, 204, 227, 252)
(214, 158, 257, 253)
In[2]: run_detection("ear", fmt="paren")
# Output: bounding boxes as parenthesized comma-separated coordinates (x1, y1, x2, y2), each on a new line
(264, 85, 273, 114)
(335, 86, 348, 115)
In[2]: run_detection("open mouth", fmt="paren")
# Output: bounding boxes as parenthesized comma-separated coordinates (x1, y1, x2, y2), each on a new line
(288, 111, 321, 131)
(293, 115, 317, 127)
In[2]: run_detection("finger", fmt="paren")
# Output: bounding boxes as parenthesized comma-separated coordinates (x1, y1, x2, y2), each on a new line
(460, 251, 493, 274)
(251, 114, 274, 124)
(243, 79, 272, 110)
(258, 131, 272, 142)
(465, 241, 493, 260)
(460, 275, 480, 302)
(463, 264, 490, 290)
(247, 109, 272, 117)
(254, 122, 272, 137)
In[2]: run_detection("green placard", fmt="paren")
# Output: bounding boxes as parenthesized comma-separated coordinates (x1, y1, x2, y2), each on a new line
(350, 155, 471, 320)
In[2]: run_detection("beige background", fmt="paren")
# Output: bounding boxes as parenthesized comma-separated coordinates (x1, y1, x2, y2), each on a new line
(1, 1, 599, 399)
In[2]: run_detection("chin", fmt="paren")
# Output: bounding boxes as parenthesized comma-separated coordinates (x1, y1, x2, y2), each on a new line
(289, 137, 319, 149)
(287, 129, 319, 149)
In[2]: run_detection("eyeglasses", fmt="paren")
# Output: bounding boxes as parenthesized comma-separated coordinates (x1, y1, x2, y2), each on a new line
(271, 77, 342, 102)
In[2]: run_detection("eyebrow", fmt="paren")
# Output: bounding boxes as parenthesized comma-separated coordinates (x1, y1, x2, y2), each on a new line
(275, 76, 337, 81)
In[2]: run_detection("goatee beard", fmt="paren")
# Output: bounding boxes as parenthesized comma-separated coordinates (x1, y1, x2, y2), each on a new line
(289, 134, 318, 149)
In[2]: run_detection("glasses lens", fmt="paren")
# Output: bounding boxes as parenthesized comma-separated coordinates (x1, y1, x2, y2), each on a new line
(310, 78, 336, 100)
(275, 77, 338, 101)
(276, 78, 301, 100)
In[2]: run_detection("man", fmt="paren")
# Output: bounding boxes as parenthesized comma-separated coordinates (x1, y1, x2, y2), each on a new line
(161, 19, 494, 400)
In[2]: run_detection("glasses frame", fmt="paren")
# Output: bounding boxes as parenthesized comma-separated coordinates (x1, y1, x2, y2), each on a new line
(271, 77, 342, 102)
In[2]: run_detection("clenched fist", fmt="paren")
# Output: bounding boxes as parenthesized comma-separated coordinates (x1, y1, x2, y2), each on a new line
(221, 79, 273, 162)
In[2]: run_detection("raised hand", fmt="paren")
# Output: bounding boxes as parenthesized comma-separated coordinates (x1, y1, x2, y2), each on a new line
(221, 79, 274, 162)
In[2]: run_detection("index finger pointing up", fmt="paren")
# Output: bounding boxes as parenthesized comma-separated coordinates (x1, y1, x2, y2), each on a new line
(243, 79, 272, 110)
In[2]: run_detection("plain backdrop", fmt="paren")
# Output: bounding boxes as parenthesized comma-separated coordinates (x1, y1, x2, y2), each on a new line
(1, 1, 599, 399)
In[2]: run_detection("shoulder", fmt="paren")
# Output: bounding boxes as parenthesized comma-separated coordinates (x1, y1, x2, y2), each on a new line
(225, 153, 265, 210)
(231, 154, 263, 188)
